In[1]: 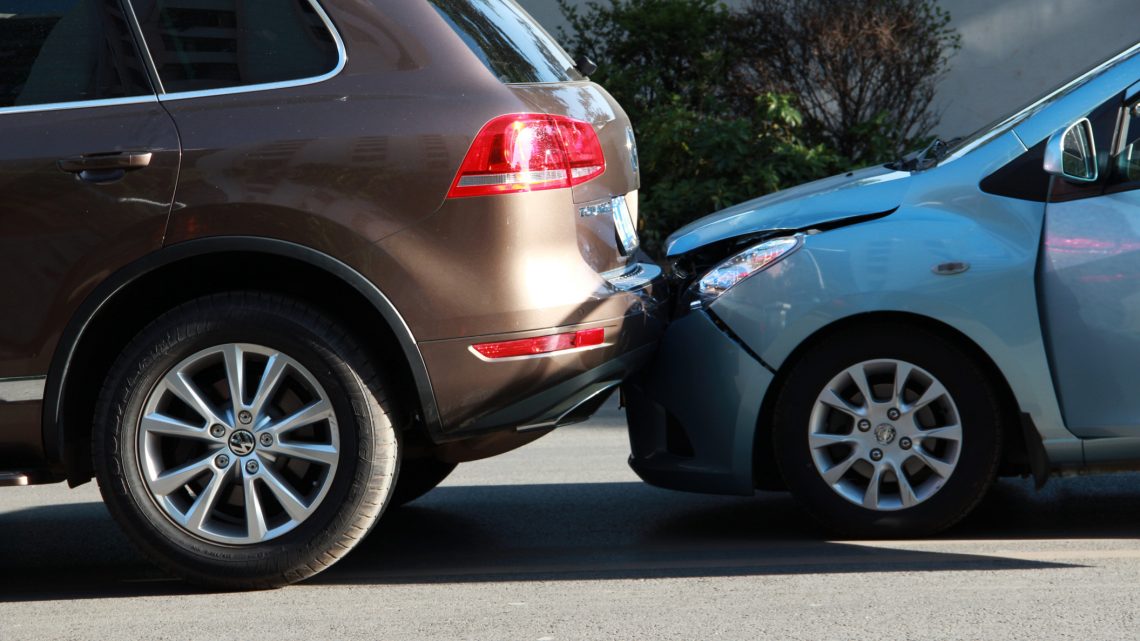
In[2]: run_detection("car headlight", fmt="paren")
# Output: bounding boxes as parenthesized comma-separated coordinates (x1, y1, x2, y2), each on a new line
(693, 234, 803, 306)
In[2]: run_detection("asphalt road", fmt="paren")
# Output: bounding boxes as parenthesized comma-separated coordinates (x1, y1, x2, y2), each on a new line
(4, 400, 1140, 640)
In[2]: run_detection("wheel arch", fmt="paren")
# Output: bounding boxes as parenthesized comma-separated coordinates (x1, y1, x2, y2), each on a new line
(752, 310, 1035, 490)
(44, 237, 441, 484)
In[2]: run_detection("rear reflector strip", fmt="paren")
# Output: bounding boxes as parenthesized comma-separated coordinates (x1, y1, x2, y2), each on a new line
(472, 328, 605, 359)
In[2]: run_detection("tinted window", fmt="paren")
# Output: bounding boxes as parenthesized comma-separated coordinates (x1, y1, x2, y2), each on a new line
(0, 0, 151, 108)
(128, 0, 339, 94)
(429, 0, 582, 84)
(1112, 100, 1140, 185)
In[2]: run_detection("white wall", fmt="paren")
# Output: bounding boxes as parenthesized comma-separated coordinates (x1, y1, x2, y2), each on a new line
(518, 0, 1138, 137)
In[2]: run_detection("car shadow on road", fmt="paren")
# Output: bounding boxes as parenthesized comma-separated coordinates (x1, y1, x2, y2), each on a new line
(315, 477, 1098, 586)
(10, 472, 1140, 601)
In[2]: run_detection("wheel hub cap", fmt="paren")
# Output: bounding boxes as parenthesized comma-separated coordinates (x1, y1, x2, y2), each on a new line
(807, 359, 963, 512)
(228, 430, 256, 456)
(873, 424, 896, 445)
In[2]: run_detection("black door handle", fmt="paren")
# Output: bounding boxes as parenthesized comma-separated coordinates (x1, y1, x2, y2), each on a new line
(58, 151, 153, 173)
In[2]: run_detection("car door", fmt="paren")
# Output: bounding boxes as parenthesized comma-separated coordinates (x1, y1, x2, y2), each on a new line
(1039, 82, 1140, 438)
(0, 0, 180, 467)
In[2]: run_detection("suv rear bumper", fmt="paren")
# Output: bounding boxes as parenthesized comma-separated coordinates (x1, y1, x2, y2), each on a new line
(419, 265, 666, 439)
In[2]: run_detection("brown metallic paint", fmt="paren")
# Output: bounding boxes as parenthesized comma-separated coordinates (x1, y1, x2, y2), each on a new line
(0, 103, 179, 468)
(420, 305, 663, 434)
(512, 82, 640, 273)
(1, 0, 663, 475)
(0, 103, 179, 376)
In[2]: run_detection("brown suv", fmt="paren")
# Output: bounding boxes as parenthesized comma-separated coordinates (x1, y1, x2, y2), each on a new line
(0, 0, 663, 588)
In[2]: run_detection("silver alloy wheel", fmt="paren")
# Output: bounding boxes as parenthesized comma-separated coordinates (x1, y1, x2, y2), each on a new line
(136, 343, 340, 544)
(808, 359, 962, 511)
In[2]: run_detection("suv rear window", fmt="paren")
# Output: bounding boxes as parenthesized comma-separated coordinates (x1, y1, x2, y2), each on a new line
(429, 0, 582, 84)
(127, 0, 339, 94)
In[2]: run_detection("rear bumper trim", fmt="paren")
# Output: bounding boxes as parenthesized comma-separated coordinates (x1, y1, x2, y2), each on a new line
(516, 380, 620, 431)
(456, 342, 657, 437)
(603, 261, 662, 292)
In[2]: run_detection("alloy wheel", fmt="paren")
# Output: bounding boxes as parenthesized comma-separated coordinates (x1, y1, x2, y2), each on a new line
(136, 343, 340, 544)
(807, 359, 962, 511)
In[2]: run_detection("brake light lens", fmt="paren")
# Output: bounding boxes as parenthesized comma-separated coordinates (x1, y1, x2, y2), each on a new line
(471, 328, 605, 359)
(447, 113, 606, 198)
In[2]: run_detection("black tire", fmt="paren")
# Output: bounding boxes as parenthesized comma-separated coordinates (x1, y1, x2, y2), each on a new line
(93, 292, 400, 589)
(389, 458, 457, 507)
(772, 323, 1003, 538)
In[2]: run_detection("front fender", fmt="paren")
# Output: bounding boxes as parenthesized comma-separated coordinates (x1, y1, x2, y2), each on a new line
(708, 200, 1076, 453)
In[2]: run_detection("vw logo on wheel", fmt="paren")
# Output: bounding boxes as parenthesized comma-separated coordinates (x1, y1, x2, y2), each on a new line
(228, 430, 256, 456)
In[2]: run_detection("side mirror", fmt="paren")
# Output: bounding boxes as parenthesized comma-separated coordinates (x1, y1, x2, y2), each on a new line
(1044, 118, 1098, 183)
(574, 55, 597, 76)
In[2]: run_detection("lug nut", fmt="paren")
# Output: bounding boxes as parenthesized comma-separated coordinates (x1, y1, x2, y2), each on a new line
(899, 437, 913, 450)
(209, 424, 226, 438)
(214, 454, 230, 468)
(870, 448, 883, 461)
(259, 433, 273, 447)
(238, 410, 253, 425)
(857, 419, 871, 432)
(887, 408, 901, 421)
(245, 460, 260, 474)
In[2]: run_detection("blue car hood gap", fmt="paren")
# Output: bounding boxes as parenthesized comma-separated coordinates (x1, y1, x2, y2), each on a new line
(665, 165, 912, 258)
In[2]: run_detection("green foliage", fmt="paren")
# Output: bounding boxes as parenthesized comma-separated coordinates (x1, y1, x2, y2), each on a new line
(737, 0, 961, 163)
(557, 0, 957, 255)
(634, 94, 840, 251)
(558, 0, 735, 123)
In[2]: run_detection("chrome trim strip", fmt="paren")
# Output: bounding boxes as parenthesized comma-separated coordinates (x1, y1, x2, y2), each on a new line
(0, 95, 158, 117)
(122, 0, 165, 95)
(612, 194, 641, 254)
(0, 376, 46, 403)
(157, 0, 347, 103)
(0, 473, 30, 487)
(1011, 130, 1030, 152)
(603, 262, 662, 292)
(0, 0, 345, 117)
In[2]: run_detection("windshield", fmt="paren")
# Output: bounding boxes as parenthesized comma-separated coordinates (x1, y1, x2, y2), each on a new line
(939, 43, 1140, 162)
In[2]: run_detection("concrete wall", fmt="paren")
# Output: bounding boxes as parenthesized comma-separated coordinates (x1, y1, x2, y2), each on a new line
(518, 0, 1137, 137)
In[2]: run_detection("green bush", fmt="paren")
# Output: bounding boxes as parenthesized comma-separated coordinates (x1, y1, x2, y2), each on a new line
(631, 94, 840, 251)
(557, 0, 958, 255)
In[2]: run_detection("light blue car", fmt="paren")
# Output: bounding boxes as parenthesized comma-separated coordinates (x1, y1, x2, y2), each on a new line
(625, 43, 1140, 536)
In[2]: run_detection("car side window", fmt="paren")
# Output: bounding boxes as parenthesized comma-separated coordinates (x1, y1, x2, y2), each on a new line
(0, 1, 152, 109)
(1111, 100, 1140, 186)
(127, 0, 340, 94)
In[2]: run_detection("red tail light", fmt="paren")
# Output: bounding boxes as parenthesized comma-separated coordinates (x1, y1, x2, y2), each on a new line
(471, 328, 605, 359)
(447, 113, 606, 198)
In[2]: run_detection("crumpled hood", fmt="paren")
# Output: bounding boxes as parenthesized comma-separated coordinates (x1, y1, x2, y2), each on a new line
(665, 165, 912, 257)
